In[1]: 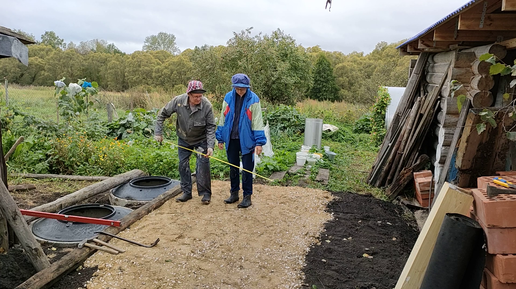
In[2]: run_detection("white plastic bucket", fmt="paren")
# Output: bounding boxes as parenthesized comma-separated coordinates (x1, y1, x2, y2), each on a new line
(306, 157, 317, 166)
(296, 151, 308, 166)
(301, 145, 311, 152)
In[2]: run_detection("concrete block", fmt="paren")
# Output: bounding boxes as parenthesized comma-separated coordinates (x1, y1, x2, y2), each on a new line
(315, 168, 329, 185)
(486, 254, 516, 283)
(269, 171, 286, 181)
(472, 189, 516, 228)
(288, 165, 304, 174)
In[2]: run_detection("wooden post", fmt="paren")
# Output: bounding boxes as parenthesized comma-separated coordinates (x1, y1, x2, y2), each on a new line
(107, 103, 113, 123)
(394, 183, 474, 289)
(436, 99, 471, 194)
(4, 78, 8, 106)
(0, 181, 50, 271)
(0, 213, 7, 253)
(10, 173, 109, 181)
(462, 44, 507, 60)
(5, 136, 24, 162)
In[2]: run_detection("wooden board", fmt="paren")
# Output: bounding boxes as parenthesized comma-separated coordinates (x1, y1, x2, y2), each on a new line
(395, 182, 474, 289)
(0, 216, 7, 253)
(0, 182, 50, 271)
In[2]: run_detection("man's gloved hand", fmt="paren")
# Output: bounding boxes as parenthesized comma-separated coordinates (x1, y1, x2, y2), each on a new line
(154, 135, 163, 143)
(206, 148, 214, 157)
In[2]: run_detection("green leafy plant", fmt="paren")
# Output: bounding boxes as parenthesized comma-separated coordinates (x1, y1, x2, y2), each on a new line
(450, 80, 467, 113)
(263, 104, 306, 135)
(353, 112, 372, 134)
(106, 108, 158, 140)
(54, 78, 99, 122)
(450, 53, 516, 135)
(369, 86, 390, 146)
(477, 109, 497, 134)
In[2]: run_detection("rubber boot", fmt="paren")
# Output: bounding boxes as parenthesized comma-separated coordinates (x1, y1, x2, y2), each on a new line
(176, 192, 192, 202)
(224, 191, 239, 204)
(201, 193, 211, 205)
(237, 195, 252, 208)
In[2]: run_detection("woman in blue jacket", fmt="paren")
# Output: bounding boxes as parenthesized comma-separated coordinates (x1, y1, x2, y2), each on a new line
(216, 74, 267, 208)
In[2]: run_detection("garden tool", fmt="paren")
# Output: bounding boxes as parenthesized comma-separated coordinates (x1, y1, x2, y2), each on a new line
(493, 177, 516, 189)
(95, 231, 160, 248)
(19, 209, 121, 227)
(91, 237, 125, 253)
(78, 237, 119, 254)
(163, 140, 273, 181)
(486, 184, 516, 198)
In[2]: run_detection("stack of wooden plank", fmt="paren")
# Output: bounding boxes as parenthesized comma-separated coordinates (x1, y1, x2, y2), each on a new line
(367, 52, 442, 200)
(413, 170, 434, 208)
(473, 175, 516, 289)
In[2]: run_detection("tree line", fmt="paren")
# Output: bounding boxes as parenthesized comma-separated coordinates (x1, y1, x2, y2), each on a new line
(1, 28, 414, 105)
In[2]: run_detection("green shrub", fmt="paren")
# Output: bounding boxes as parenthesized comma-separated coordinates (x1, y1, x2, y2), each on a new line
(370, 87, 390, 146)
(353, 112, 372, 134)
(264, 105, 305, 135)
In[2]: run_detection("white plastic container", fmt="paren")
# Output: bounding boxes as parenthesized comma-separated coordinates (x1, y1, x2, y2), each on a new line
(296, 151, 308, 166)
(326, 151, 337, 161)
(301, 145, 311, 152)
(306, 156, 317, 166)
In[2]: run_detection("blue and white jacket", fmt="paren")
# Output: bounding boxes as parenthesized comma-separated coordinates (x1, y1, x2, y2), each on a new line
(216, 89, 267, 155)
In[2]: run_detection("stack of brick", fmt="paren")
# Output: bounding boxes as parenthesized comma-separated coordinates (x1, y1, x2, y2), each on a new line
(473, 175, 516, 289)
(413, 170, 435, 208)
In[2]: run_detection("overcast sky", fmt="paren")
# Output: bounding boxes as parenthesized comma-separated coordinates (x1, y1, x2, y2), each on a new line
(4, 0, 470, 55)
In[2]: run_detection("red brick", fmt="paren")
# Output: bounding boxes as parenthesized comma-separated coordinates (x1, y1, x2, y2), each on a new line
(413, 170, 432, 179)
(475, 215, 516, 254)
(472, 189, 516, 228)
(415, 191, 435, 208)
(416, 176, 434, 191)
(478, 176, 516, 190)
(484, 268, 516, 288)
(497, 171, 516, 177)
(486, 254, 516, 283)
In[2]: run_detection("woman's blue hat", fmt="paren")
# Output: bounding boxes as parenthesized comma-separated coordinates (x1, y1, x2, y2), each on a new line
(231, 73, 251, 88)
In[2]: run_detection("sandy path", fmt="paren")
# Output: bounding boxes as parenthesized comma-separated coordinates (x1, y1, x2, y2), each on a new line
(83, 180, 333, 289)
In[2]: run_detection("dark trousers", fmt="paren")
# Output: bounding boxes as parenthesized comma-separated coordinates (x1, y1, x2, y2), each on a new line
(177, 138, 211, 196)
(227, 139, 254, 196)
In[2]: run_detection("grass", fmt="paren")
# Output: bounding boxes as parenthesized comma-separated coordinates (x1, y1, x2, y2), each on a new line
(1, 85, 385, 197)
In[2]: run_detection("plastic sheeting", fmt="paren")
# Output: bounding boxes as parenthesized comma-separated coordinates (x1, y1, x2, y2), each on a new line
(385, 87, 406, 129)
(0, 34, 29, 66)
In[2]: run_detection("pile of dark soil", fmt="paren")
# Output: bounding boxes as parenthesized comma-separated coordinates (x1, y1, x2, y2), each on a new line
(302, 191, 419, 289)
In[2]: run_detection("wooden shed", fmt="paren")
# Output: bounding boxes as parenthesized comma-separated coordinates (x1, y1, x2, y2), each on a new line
(368, 0, 516, 198)
(0, 26, 35, 66)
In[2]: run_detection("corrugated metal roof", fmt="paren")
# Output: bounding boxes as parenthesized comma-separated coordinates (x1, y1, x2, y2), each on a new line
(397, 0, 480, 49)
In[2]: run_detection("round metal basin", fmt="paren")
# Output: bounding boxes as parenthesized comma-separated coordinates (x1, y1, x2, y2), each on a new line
(110, 176, 180, 207)
(31, 204, 132, 246)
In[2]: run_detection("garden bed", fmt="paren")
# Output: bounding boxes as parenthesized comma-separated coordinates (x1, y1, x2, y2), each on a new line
(3, 179, 419, 289)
